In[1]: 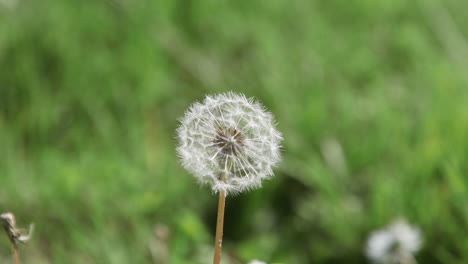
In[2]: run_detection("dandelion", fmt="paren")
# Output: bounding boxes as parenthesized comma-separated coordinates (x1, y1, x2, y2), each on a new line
(177, 92, 282, 195)
(1, 212, 34, 264)
(176, 92, 283, 264)
(366, 219, 422, 264)
(248, 260, 267, 264)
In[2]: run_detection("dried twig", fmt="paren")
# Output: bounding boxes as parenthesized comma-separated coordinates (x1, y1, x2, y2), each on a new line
(1, 212, 34, 264)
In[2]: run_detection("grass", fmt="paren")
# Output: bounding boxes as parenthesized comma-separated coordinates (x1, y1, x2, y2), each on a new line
(1, 0, 468, 263)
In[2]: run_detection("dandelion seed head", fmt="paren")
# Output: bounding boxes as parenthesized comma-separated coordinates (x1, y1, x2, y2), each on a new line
(176, 92, 283, 195)
(248, 260, 267, 264)
(365, 219, 422, 263)
(390, 219, 422, 255)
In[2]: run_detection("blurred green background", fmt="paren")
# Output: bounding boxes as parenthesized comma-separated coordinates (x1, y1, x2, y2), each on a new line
(1, 0, 468, 263)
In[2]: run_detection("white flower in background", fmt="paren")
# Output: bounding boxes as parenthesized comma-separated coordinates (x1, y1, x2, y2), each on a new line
(366, 219, 422, 264)
(248, 260, 267, 264)
(177, 92, 282, 195)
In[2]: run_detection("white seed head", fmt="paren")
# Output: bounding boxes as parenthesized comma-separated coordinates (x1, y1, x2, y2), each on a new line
(176, 92, 283, 195)
(248, 260, 267, 264)
(365, 219, 422, 263)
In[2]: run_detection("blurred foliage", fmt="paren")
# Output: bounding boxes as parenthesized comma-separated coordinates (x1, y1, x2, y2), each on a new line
(1, 0, 468, 263)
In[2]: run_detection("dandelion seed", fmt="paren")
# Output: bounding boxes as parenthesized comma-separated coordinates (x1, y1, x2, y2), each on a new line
(366, 219, 422, 264)
(176, 92, 283, 195)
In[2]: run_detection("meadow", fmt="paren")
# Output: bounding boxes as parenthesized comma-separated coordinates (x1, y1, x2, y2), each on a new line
(1, 0, 468, 263)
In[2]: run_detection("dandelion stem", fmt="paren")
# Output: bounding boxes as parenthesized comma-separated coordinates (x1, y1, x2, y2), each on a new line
(213, 189, 226, 264)
(12, 244, 20, 264)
